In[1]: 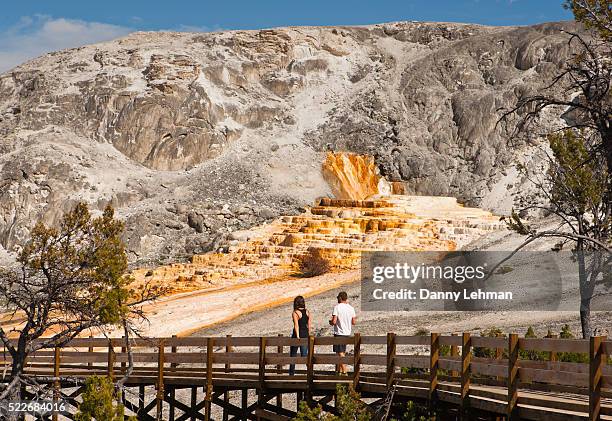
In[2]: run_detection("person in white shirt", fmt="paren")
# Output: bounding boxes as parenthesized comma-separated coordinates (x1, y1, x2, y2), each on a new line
(329, 291, 356, 374)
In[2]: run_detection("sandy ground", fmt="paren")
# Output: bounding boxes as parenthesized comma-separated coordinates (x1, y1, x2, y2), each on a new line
(194, 278, 612, 340)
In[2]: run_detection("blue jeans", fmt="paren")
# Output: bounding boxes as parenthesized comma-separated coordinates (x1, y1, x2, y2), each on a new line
(289, 345, 308, 375)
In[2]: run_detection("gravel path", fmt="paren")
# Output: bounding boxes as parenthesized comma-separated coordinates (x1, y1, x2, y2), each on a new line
(194, 279, 612, 339)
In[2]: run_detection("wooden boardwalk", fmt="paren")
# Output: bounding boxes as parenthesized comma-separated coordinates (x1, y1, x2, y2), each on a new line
(2, 333, 612, 420)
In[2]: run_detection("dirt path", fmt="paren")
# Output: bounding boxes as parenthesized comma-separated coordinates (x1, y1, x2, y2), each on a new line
(130, 270, 360, 337)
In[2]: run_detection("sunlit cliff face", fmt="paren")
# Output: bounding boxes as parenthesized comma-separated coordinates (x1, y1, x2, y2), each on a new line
(322, 152, 390, 200)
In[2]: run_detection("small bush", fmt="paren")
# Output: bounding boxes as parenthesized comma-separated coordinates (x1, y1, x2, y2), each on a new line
(75, 376, 136, 421)
(520, 326, 546, 361)
(524, 326, 537, 338)
(559, 324, 573, 339)
(469, 325, 588, 363)
(401, 330, 450, 376)
(557, 324, 588, 363)
(294, 401, 326, 421)
(401, 365, 426, 376)
(295, 247, 331, 277)
(398, 401, 431, 421)
(293, 384, 370, 421)
(335, 384, 370, 421)
(414, 327, 429, 336)
(473, 327, 506, 358)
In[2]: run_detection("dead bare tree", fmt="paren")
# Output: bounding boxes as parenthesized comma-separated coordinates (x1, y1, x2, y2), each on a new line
(0, 203, 162, 420)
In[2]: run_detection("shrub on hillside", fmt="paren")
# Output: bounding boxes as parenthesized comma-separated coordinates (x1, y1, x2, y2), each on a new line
(295, 247, 331, 277)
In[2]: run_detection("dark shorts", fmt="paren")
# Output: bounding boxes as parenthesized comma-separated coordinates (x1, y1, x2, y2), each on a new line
(333, 334, 349, 353)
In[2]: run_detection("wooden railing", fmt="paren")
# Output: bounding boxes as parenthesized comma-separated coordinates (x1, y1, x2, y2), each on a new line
(1, 333, 610, 420)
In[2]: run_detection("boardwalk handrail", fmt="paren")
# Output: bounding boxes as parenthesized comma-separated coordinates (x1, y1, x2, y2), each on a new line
(1, 333, 610, 420)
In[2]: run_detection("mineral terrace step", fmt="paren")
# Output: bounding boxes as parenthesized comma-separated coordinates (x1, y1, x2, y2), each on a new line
(133, 195, 506, 291)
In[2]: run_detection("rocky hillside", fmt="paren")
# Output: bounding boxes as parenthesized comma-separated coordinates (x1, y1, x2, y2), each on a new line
(0, 21, 578, 264)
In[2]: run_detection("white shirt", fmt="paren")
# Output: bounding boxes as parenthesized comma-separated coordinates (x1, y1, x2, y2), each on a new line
(332, 302, 356, 336)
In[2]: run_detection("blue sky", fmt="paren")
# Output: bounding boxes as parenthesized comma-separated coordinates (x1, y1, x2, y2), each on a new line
(0, 0, 572, 72)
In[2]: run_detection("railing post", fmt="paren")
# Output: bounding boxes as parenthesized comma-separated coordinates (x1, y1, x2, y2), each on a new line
(306, 336, 315, 404)
(191, 387, 197, 421)
(276, 334, 283, 375)
(170, 335, 177, 421)
(460, 332, 471, 420)
(276, 334, 283, 408)
(121, 336, 126, 372)
(52, 345, 60, 421)
(258, 336, 266, 389)
(138, 385, 145, 416)
(590, 336, 606, 421)
(224, 334, 232, 421)
(242, 389, 248, 420)
(386, 332, 396, 389)
(88, 334, 94, 369)
(496, 342, 503, 382)
(257, 337, 267, 419)
(429, 332, 439, 411)
(107, 340, 115, 381)
(549, 334, 558, 362)
(507, 333, 519, 420)
(205, 337, 214, 421)
(120, 336, 126, 404)
(353, 333, 361, 390)
(156, 339, 165, 421)
(225, 334, 232, 372)
(450, 333, 459, 378)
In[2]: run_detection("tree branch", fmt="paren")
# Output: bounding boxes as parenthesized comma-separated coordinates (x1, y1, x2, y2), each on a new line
(116, 319, 133, 388)
(485, 229, 612, 282)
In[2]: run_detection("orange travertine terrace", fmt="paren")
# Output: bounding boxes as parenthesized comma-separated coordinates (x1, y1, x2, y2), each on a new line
(322, 152, 383, 200)
(131, 153, 505, 295)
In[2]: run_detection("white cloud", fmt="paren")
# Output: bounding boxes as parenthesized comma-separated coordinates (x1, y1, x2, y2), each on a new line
(0, 15, 132, 73)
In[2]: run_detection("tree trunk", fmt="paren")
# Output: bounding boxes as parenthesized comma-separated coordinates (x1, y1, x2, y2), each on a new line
(601, 119, 612, 177)
(4, 383, 23, 421)
(3, 358, 24, 421)
(577, 241, 593, 339)
(579, 307, 592, 339)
